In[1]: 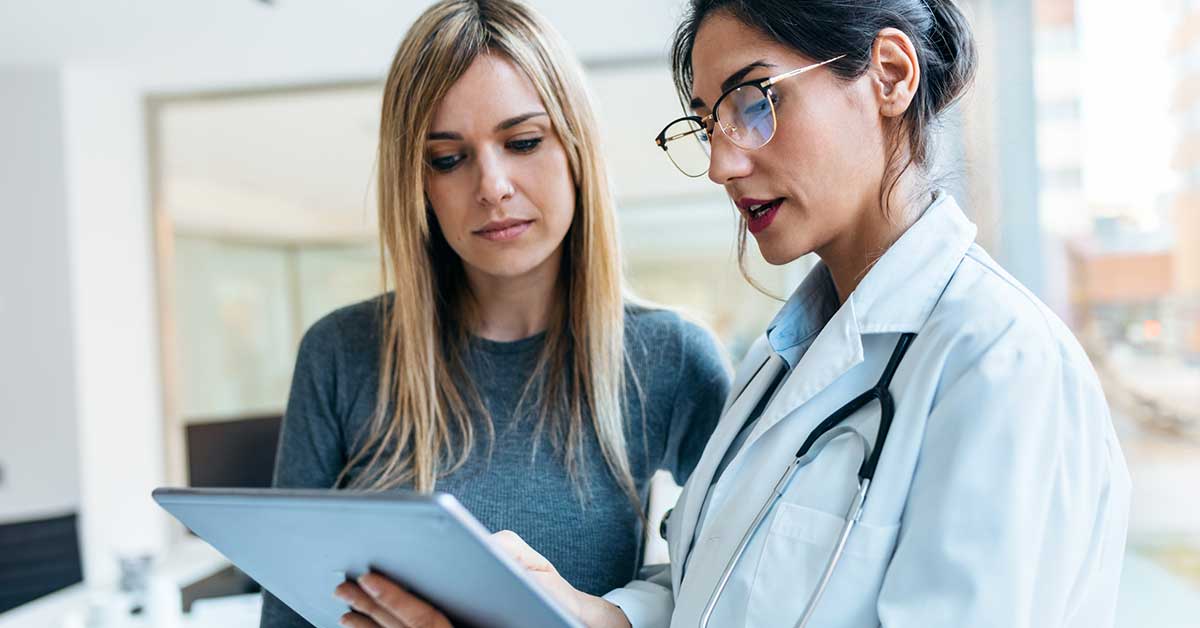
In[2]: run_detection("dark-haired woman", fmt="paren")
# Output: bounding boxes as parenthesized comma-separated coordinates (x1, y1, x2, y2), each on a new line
(347, 1, 1130, 627)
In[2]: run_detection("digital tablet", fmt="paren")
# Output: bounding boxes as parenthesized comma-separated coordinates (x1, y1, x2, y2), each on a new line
(152, 488, 582, 628)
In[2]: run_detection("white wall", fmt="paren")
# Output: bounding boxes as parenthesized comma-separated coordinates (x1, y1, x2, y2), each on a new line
(0, 63, 171, 586)
(0, 67, 81, 523)
(61, 68, 170, 586)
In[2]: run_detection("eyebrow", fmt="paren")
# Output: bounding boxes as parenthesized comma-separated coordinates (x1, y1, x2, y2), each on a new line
(497, 111, 547, 131)
(689, 60, 777, 110)
(427, 111, 548, 141)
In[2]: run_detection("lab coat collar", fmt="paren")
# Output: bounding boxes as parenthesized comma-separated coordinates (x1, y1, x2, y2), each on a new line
(764, 193, 975, 369)
(849, 192, 977, 335)
(746, 193, 976, 438)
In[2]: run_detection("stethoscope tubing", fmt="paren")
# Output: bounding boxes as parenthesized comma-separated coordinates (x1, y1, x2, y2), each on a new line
(795, 478, 870, 628)
(697, 426, 867, 628)
(696, 333, 916, 628)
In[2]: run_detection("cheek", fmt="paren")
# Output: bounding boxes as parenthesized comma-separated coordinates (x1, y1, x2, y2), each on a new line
(425, 178, 470, 243)
(773, 97, 884, 195)
(824, 87, 889, 182)
(527, 146, 577, 227)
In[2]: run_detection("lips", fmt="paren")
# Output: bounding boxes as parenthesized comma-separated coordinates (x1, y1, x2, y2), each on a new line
(474, 218, 534, 242)
(737, 197, 784, 235)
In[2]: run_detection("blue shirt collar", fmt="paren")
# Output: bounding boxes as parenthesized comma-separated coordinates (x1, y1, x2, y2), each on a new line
(765, 262, 840, 370)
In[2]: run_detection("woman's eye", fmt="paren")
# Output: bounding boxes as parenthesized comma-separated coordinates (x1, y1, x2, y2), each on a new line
(507, 137, 543, 153)
(745, 98, 771, 115)
(429, 154, 463, 172)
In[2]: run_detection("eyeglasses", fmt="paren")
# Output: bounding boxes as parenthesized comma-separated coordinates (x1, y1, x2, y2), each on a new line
(654, 55, 846, 177)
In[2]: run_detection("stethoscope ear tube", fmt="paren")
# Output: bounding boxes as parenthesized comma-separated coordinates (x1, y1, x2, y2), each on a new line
(858, 333, 917, 481)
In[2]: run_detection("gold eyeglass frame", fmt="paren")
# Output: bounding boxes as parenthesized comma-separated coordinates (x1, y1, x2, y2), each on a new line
(654, 55, 847, 177)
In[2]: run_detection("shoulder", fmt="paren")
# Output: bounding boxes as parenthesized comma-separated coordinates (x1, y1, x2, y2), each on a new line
(299, 294, 388, 362)
(623, 300, 685, 343)
(923, 244, 1099, 396)
(623, 300, 730, 375)
(621, 302, 731, 472)
(916, 247, 1124, 501)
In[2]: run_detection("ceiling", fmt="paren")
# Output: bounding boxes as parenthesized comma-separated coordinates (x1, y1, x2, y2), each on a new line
(2, 0, 729, 244)
(0, 1, 688, 86)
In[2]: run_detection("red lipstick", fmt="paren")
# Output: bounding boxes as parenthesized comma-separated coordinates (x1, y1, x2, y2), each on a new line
(737, 198, 784, 235)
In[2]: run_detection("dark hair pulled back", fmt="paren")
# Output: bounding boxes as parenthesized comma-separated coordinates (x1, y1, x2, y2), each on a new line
(671, 0, 977, 211)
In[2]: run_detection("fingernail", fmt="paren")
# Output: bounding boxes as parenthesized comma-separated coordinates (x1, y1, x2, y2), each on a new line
(358, 575, 380, 597)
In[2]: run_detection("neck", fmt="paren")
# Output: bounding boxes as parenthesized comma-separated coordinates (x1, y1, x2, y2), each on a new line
(462, 246, 563, 342)
(818, 175, 930, 304)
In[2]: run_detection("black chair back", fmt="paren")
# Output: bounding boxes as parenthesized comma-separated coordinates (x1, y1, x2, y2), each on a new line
(185, 414, 282, 488)
(0, 513, 83, 613)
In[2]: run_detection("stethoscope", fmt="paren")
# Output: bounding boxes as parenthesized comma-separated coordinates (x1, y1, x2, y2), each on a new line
(692, 332, 918, 628)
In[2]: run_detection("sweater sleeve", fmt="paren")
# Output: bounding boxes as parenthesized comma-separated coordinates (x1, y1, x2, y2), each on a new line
(660, 318, 732, 485)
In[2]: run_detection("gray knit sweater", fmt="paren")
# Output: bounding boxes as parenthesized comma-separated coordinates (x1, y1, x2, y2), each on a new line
(259, 297, 731, 627)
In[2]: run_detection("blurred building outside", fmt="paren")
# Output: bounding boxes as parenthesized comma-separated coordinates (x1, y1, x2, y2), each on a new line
(1035, 0, 1200, 602)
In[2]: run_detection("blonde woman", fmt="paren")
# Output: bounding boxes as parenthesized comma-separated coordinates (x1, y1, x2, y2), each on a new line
(259, 1, 731, 627)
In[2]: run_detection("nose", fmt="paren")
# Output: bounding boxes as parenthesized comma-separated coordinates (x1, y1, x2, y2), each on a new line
(706, 128, 752, 185)
(476, 147, 515, 207)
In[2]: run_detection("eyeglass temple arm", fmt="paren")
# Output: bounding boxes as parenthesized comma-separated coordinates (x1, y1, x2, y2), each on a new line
(765, 54, 848, 87)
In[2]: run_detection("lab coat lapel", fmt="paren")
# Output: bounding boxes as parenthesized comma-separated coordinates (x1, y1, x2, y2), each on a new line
(721, 338, 774, 415)
(743, 298, 865, 448)
(670, 346, 784, 592)
(670, 308, 864, 623)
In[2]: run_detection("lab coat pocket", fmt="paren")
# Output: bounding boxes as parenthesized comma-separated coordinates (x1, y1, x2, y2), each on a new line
(746, 501, 899, 627)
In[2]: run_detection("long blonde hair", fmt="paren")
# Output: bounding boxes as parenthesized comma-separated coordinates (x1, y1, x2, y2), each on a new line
(339, 0, 636, 504)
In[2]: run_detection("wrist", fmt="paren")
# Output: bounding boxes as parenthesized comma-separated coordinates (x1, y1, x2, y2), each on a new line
(575, 592, 631, 628)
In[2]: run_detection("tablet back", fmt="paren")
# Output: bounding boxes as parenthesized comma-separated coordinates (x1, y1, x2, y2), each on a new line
(153, 488, 580, 628)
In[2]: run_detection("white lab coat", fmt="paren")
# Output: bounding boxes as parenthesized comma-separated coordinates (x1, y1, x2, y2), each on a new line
(604, 195, 1130, 627)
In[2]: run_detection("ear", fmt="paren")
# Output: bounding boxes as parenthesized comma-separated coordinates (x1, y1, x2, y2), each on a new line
(869, 27, 921, 118)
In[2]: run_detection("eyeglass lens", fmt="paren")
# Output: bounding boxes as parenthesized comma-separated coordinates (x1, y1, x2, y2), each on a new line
(717, 86, 775, 150)
(661, 85, 776, 176)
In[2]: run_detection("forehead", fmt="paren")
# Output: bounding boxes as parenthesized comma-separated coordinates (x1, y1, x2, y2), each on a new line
(431, 54, 546, 130)
(690, 13, 811, 104)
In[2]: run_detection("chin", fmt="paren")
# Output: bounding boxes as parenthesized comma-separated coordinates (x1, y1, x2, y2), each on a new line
(470, 249, 553, 280)
(755, 239, 806, 267)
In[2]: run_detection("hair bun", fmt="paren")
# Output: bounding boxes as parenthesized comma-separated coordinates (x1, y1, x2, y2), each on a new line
(923, 0, 978, 114)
